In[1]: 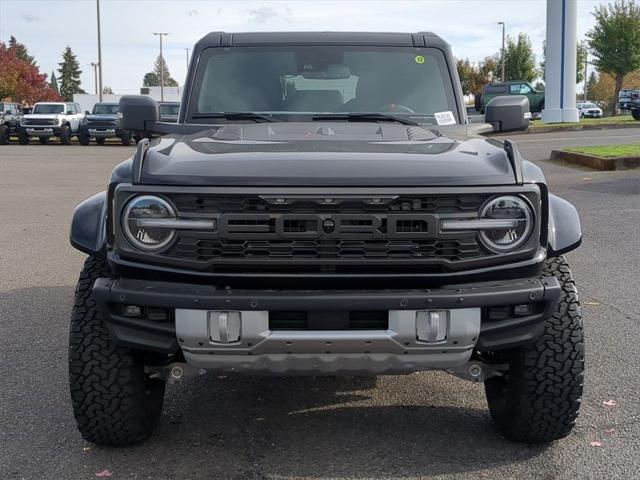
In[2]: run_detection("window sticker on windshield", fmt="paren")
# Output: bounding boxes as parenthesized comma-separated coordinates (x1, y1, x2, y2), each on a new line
(414, 55, 425, 64)
(434, 111, 456, 126)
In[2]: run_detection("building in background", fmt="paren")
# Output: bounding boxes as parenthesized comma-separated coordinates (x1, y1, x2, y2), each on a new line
(73, 86, 182, 113)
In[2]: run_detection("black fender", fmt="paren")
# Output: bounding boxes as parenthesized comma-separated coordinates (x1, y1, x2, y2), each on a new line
(548, 194, 582, 256)
(70, 191, 108, 257)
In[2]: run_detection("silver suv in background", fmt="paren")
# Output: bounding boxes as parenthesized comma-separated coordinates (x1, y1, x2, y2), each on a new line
(18, 102, 84, 145)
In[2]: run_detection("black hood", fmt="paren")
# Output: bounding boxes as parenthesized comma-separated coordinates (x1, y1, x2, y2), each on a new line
(139, 123, 515, 186)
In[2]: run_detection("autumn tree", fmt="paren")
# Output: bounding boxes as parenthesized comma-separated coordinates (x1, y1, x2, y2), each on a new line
(456, 57, 498, 97)
(0, 41, 59, 103)
(496, 33, 538, 83)
(587, 0, 640, 114)
(588, 70, 640, 111)
(58, 46, 85, 101)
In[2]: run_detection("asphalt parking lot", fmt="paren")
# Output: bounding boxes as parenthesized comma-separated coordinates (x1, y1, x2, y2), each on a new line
(1, 129, 639, 479)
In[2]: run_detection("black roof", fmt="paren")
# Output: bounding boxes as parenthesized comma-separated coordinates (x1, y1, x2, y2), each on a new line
(195, 31, 448, 48)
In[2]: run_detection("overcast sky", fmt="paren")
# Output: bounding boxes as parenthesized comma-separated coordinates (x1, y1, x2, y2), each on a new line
(0, 0, 616, 94)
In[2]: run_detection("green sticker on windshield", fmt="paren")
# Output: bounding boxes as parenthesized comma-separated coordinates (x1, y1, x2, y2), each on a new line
(414, 55, 425, 64)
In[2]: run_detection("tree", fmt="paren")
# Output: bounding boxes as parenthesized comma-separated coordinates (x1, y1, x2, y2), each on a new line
(153, 54, 178, 86)
(49, 71, 60, 95)
(9, 36, 36, 67)
(588, 70, 640, 111)
(585, 71, 598, 100)
(58, 46, 85, 101)
(496, 33, 538, 83)
(587, 0, 640, 114)
(143, 72, 159, 87)
(456, 56, 498, 96)
(102, 86, 113, 94)
(541, 40, 588, 84)
(0, 41, 59, 103)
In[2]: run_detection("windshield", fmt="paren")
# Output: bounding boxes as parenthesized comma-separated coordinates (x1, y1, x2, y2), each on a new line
(33, 104, 64, 114)
(160, 104, 180, 116)
(189, 46, 458, 125)
(92, 104, 119, 115)
(580, 103, 597, 109)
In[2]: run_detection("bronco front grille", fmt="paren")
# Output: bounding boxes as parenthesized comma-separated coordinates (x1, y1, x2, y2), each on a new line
(88, 120, 116, 127)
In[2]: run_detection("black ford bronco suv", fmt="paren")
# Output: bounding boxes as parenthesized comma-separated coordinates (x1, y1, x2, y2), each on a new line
(79, 102, 132, 146)
(69, 32, 583, 447)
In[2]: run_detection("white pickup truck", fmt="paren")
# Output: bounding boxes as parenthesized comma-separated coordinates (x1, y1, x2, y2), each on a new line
(18, 102, 85, 145)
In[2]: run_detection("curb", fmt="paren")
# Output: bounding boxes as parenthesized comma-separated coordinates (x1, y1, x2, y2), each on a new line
(550, 150, 640, 171)
(527, 122, 640, 135)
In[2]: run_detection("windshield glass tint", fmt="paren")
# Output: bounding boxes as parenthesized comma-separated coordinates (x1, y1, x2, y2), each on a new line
(191, 46, 457, 124)
(33, 104, 64, 114)
(93, 104, 119, 114)
(160, 104, 180, 115)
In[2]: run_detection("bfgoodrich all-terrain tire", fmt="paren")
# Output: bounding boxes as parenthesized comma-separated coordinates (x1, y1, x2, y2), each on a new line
(0, 124, 9, 144)
(484, 256, 584, 443)
(69, 256, 165, 446)
(632, 109, 640, 121)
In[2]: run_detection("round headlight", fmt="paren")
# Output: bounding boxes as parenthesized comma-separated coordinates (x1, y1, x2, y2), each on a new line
(479, 196, 533, 252)
(122, 195, 176, 251)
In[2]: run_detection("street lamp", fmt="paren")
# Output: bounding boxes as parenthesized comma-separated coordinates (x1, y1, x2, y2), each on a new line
(96, 0, 103, 101)
(185, 48, 190, 71)
(90, 62, 99, 95)
(498, 22, 506, 82)
(153, 32, 169, 102)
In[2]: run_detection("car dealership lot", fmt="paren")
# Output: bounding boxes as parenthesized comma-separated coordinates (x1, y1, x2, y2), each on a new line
(1, 132, 639, 479)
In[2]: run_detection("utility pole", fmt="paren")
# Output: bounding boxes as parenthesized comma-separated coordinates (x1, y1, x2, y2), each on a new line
(96, 0, 103, 102)
(153, 32, 169, 102)
(498, 22, 506, 82)
(90, 62, 99, 95)
(185, 48, 190, 71)
(584, 51, 589, 101)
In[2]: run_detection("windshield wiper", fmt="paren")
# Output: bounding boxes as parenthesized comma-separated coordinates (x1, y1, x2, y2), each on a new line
(312, 113, 421, 126)
(191, 112, 275, 123)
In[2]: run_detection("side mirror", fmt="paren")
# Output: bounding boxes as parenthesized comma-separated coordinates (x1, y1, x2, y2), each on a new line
(85, 110, 90, 115)
(66, 110, 74, 115)
(6, 110, 11, 115)
(485, 95, 530, 133)
(119, 95, 159, 133)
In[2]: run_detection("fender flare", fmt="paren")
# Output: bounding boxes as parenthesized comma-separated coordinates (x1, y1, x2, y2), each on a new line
(69, 191, 108, 257)
(547, 193, 582, 256)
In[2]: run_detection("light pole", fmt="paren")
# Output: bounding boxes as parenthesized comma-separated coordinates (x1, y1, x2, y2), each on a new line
(153, 32, 169, 102)
(583, 51, 589, 101)
(90, 62, 99, 95)
(185, 48, 190, 71)
(96, 0, 103, 101)
(498, 22, 506, 82)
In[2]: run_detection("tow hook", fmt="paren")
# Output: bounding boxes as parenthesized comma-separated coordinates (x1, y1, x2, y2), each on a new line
(147, 364, 206, 384)
(448, 362, 507, 383)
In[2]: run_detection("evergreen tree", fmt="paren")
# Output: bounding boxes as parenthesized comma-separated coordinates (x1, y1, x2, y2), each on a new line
(49, 71, 60, 95)
(495, 34, 538, 83)
(58, 46, 84, 101)
(9, 36, 37, 67)
(153, 54, 178, 87)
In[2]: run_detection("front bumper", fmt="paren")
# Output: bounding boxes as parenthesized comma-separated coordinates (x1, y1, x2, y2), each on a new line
(80, 126, 125, 138)
(93, 276, 560, 374)
(18, 125, 64, 137)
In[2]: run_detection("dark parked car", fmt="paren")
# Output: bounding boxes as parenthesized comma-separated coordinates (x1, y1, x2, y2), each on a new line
(618, 89, 640, 111)
(0, 102, 22, 144)
(69, 31, 583, 447)
(79, 102, 132, 146)
(480, 81, 545, 114)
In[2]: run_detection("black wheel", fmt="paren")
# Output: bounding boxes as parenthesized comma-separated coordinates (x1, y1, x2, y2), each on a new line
(69, 256, 165, 446)
(632, 109, 640, 121)
(59, 125, 71, 145)
(39, 137, 49, 145)
(18, 132, 29, 145)
(121, 131, 132, 146)
(484, 256, 584, 444)
(96, 137, 106, 145)
(78, 133, 91, 146)
(0, 124, 8, 144)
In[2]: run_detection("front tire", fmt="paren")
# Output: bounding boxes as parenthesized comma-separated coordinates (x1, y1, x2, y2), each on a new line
(78, 132, 91, 146)
(69, 256, 165, 446)
(632, 109, 640, 121)
(121, 131, 132, 146)
(484, 256, 584, 443)
(96, 137, 106, 145)
(39, 137, 49, 145)
(0, 124, 9, 144)
(59, 125, 71, 145)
